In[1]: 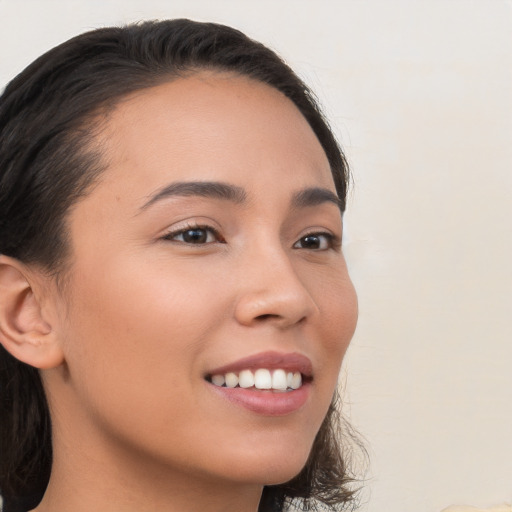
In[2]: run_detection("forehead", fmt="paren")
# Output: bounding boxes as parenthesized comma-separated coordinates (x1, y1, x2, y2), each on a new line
(94, 72, 334, 203)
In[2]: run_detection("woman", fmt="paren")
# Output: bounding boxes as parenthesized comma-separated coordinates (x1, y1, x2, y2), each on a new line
(0, 19, 359, 512)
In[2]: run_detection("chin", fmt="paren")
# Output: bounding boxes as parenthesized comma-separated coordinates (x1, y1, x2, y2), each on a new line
(216, 437, 313, 487)
(262, 464, 307, 487)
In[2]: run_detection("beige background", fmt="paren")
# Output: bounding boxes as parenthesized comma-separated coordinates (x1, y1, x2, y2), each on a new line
(1, 1, 510, 511)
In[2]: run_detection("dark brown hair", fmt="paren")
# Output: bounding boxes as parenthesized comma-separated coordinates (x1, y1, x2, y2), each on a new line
(0, 19, 361, 512)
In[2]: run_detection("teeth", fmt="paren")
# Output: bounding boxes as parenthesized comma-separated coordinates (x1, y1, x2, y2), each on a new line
(210, 368, 303, 391)
(254, 369, 272, 389)
(238, 370, 254, 388)
(290, 372, 302, 390)
(211, 374, 225, 387)
(225, 372, 239, 388)
(239, 369, 255, 388)
(272, 369, 288, 390)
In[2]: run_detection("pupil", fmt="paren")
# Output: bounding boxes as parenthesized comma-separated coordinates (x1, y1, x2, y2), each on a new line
(302, 235, 319, 248)
(183, 229, 207, 243)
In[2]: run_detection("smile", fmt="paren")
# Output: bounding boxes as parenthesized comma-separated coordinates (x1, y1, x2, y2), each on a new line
(207, 368, 303, 392)
(205, 351, 313, 414)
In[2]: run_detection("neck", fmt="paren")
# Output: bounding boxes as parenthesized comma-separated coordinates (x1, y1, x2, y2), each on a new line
(34, 445, 263, 512)
(32, 406, 263, 512)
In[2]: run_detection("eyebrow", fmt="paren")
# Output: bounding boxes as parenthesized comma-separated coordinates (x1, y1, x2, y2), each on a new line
(140, 181, 247, 210)
(140, 180, 342, 212)
(290, 187, 343, 211)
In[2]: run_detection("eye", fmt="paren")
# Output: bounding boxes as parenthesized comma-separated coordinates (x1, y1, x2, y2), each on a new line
(293, 232, 337, 250)
(163, 225, 224, 244)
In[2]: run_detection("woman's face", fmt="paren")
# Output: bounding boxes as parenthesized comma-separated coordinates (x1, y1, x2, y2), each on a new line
(47, 73, 357, 488)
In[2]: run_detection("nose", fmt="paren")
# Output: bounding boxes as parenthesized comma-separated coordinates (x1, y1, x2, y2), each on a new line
(233, 246, 319, 329)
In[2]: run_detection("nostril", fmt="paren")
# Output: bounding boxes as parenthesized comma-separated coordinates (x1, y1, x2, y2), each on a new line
(254, 314, 277, 321)
(253, 313, 307, 325)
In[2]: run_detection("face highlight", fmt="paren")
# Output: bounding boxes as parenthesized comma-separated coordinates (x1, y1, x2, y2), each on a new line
(46, 73, 358, 490)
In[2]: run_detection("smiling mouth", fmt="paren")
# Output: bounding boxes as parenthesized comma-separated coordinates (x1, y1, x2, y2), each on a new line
(205, 351, 313, 393)
(205, 368, 310, 392)
(205, 352, 313, 415)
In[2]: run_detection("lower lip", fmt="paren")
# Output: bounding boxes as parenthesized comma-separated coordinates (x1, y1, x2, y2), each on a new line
(207, 382, 310, 416)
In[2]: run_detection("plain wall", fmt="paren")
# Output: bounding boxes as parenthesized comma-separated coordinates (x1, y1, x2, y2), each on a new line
(1, 1, 511, 511)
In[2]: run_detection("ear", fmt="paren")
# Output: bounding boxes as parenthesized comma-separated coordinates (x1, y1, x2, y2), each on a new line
(0, 255, 64, 369)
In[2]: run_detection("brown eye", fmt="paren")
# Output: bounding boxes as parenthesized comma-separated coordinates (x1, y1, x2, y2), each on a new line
(164, 226, 222, 244)
(182, 228, 209, 243)
(293, 233, 332, 250)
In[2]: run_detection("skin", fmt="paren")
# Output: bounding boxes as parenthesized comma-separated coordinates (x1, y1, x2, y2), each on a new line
(20, 73, 358, 512)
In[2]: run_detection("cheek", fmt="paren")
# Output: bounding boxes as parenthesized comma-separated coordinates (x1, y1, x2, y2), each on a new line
(55, 259, 233, 469)
(328, 278, 358, 355)
(309, 267, 358, 400)
(68, 254, 219, 339)
(309, 262, 358, 350)
(59, 258, 224, 412)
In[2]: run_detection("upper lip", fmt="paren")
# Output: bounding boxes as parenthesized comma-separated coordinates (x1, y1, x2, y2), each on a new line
(206, 351, 313, 378)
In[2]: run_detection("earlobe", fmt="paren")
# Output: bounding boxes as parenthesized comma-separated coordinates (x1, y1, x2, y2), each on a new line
(0, 256, 64, 369)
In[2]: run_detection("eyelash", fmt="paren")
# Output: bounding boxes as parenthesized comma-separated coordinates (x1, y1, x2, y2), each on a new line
(293, 232, 340, 251)
(162, 224, 225, 244)
(162, 224, 340, 251)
